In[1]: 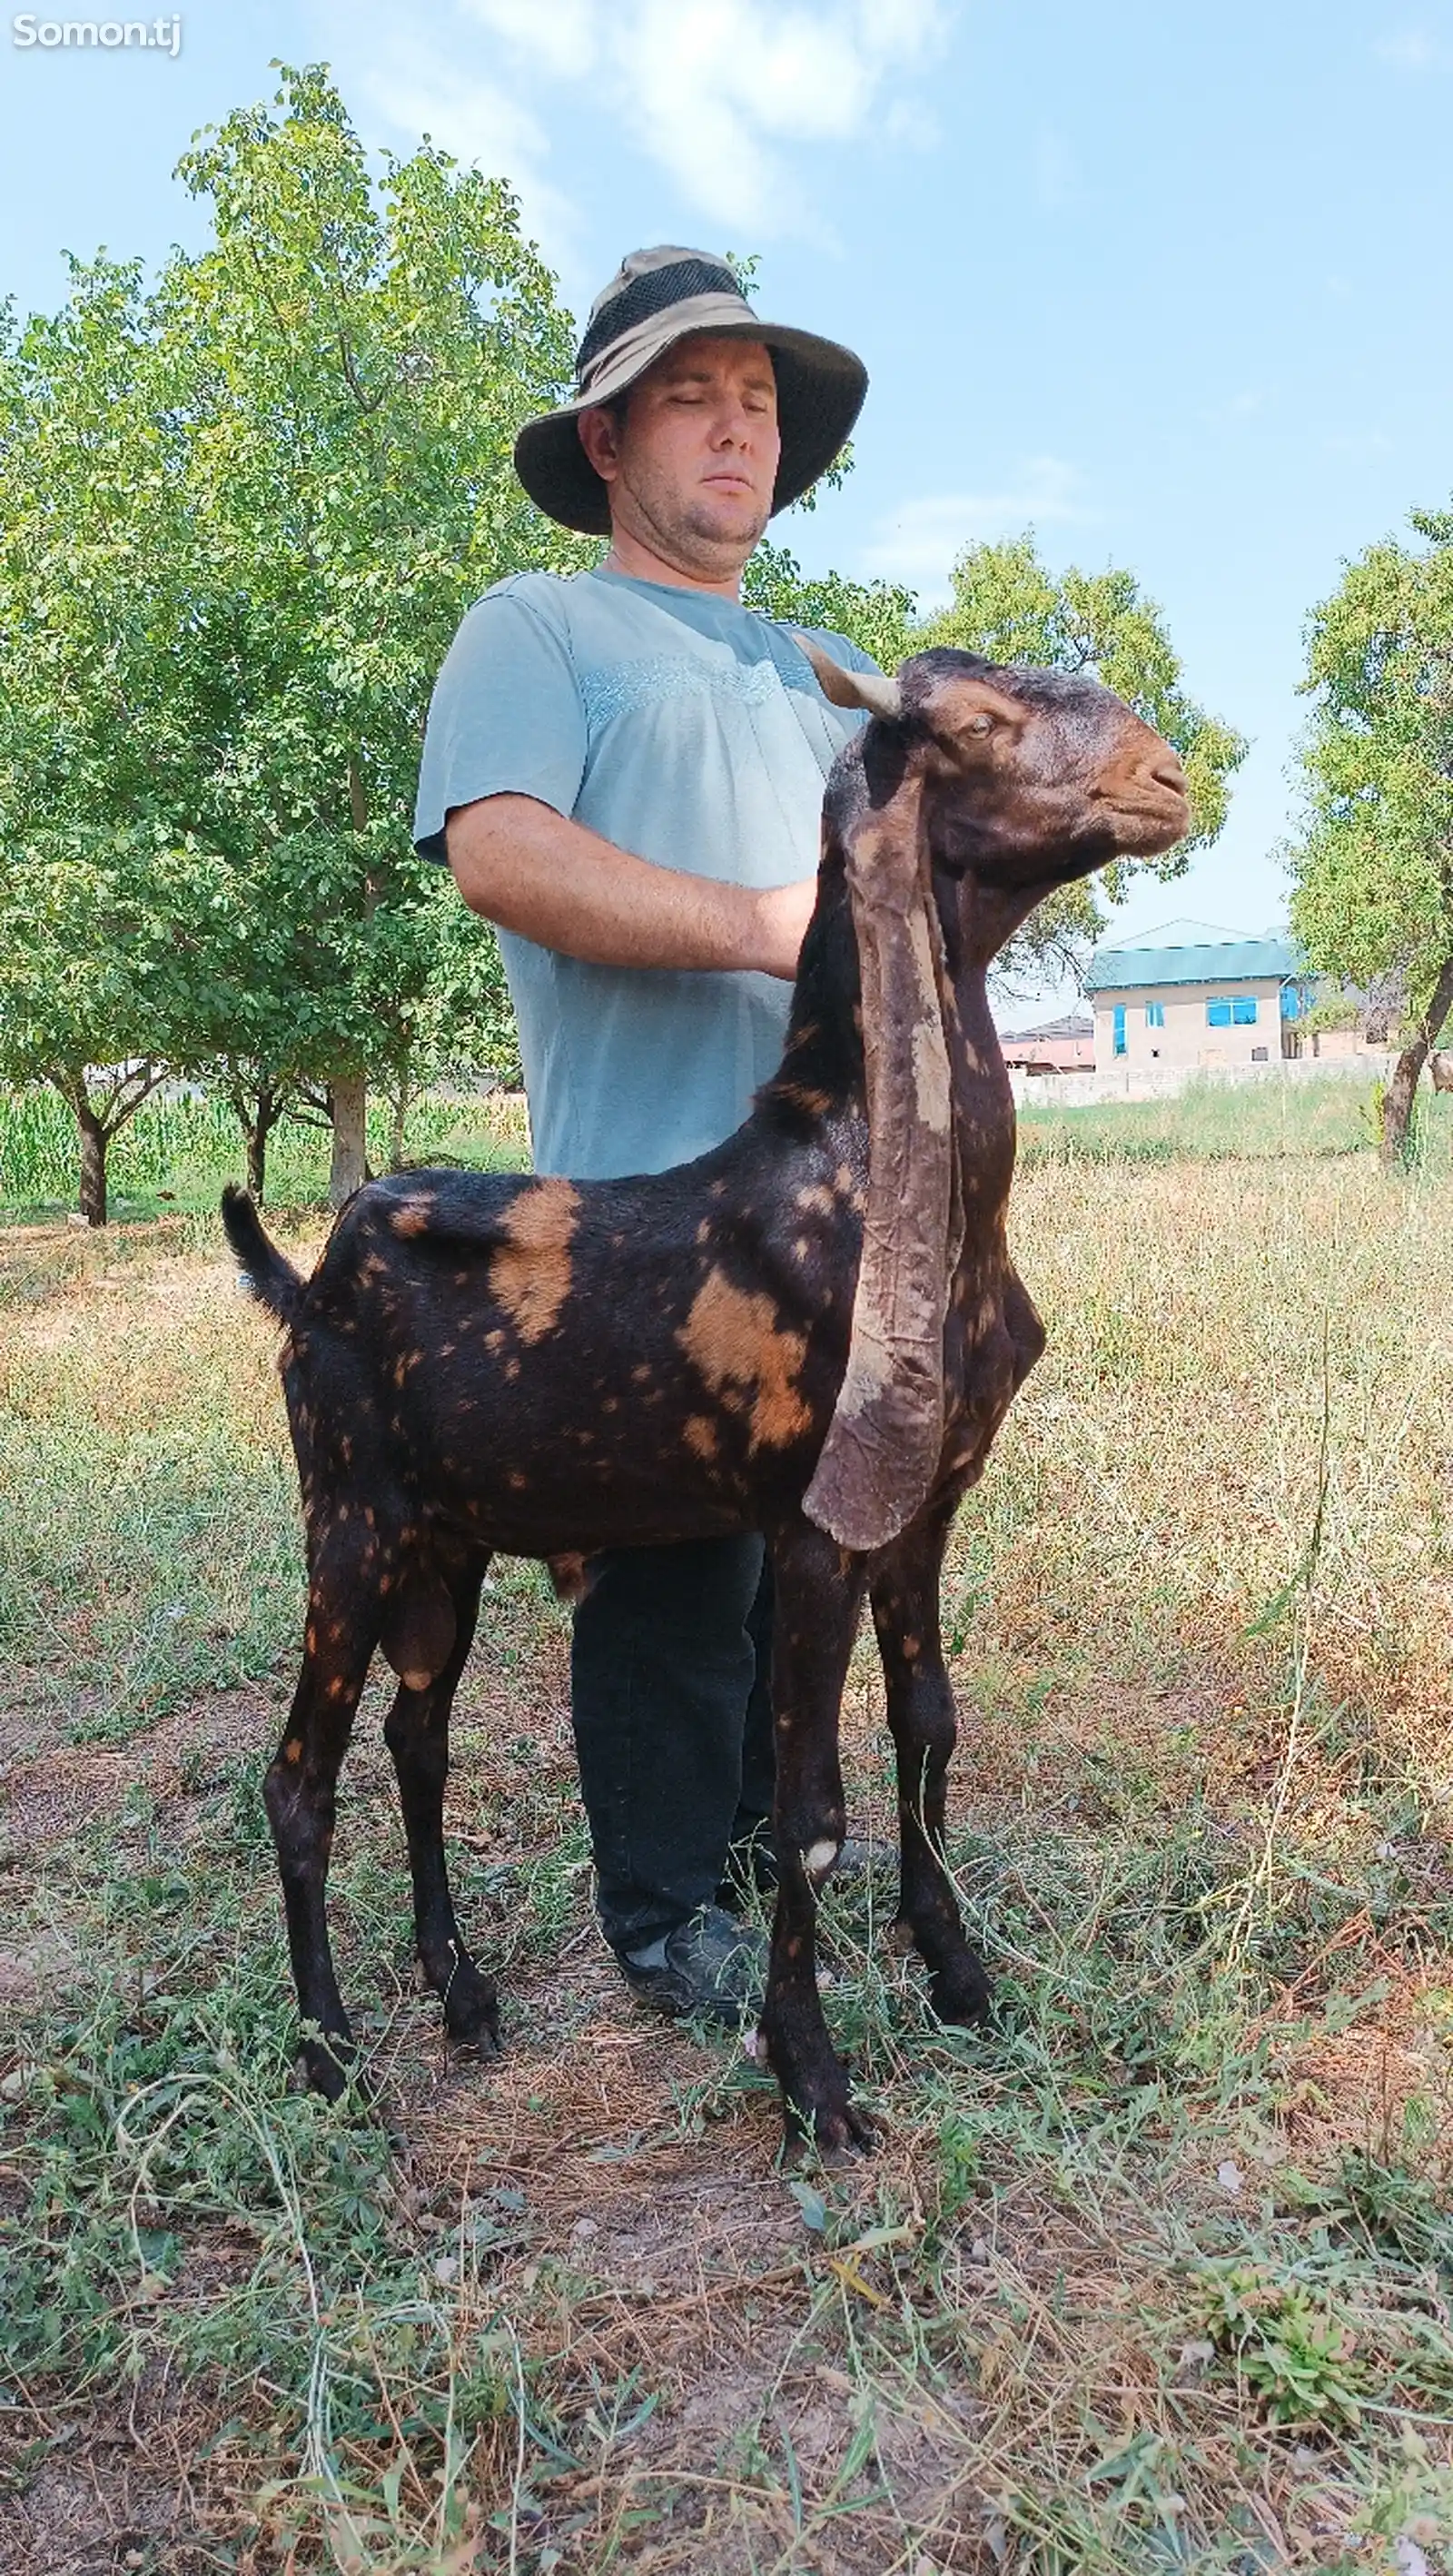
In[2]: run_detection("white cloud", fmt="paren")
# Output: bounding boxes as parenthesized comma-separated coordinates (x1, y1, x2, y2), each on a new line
(356, 46, 582, 269)
(463, 0, 601, 78)
(323, 0, 952, 283)
(1374, 27, 1440, 64)
(450, 0, 953, 233)
(864, 459, 1095, 598)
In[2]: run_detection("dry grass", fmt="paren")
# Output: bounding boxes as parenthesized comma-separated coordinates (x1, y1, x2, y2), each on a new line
(3, 1150, 1453, 2572)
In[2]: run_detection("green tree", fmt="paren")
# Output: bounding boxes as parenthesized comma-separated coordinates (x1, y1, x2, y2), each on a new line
(744, 537, 916, 673)
(161, 63, 585, 1201)
(1288, 510, 1453, 1164)
(0, 260, 243, 1220)
(915, 536, 1245, 986)
(0, 68, 579, 1217)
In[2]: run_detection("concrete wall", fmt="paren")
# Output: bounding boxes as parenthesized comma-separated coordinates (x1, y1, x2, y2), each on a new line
(1008, 1054, 1395, 1109)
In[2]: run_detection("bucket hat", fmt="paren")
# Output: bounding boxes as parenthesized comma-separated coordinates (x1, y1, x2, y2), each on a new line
(514, 244, 868, 537)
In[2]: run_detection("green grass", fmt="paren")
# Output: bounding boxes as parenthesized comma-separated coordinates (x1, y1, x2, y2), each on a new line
(2, 1068, 1436, 1234)
(4, 1151, 1453, 2568)
(1017, 1071, 1439, 1167)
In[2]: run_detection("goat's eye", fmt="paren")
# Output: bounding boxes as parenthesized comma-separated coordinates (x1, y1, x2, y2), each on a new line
(968, 712, 994, 737)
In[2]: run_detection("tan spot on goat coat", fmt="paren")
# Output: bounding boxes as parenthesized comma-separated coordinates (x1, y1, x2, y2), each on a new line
(389, 1195, 436, 1238)
(677, 1270, 813, 1452)
(489, 1181, 580, 1343)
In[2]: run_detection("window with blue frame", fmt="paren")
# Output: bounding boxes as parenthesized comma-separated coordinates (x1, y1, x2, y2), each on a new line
(1112, 1005, 1126, 1056)
(1232, 996, 1258, 1025)
(1145, 1001, 1164, 1027)
(1206, 997, 1231, 1027)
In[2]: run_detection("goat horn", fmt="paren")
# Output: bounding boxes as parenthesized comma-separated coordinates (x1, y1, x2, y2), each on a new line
(796, 637, 904, 724)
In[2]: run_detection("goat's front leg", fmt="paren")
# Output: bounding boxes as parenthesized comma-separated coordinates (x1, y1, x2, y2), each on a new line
(870, 1501, 992, 2026)
(761, 1524, 875, 2160)
(383, 1555, 499, 2058)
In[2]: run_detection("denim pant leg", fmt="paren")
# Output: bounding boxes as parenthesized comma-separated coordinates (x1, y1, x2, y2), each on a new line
(570, 1532, 769, 1954)
(731, 1551, 776, 1858)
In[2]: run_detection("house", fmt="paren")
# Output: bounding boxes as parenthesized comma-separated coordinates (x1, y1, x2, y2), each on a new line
(1085, 921, 1312, 1073)
(998, 1013, 1095, 1075)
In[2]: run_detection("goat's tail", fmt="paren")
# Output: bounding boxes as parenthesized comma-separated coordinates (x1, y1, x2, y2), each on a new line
(222, 1185, 305, 1325)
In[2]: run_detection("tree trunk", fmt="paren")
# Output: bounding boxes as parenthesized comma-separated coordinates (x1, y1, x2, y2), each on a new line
(77, 1101, 108, 1227)
(248, 1085, 287, 1202)
(329, 1075, 369, 1207)
(1380, 954, 1453, 1165)
(388, 1052, 414, 1172)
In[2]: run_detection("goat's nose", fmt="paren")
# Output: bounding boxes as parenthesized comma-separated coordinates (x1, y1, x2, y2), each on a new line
(1151, 752, 1189, 798)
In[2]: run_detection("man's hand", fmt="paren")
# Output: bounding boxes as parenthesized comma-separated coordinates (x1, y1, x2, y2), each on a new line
(446, 792, 815, 982)
(749, 876, 817, 980)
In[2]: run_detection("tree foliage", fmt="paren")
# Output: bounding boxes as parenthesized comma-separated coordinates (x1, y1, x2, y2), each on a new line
(0, 257, 242, 1217)
(0, 65, 578, 1214)
(1288, 509, 1453, 1160)
(744, 539, 915, 675)
(0, 74, 1245, 1215)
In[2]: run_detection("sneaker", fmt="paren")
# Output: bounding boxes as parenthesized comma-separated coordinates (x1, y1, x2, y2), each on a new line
(617, 1903, 766, 2027)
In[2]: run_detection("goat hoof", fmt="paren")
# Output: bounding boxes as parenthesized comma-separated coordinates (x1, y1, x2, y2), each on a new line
(929, 1953, 993, 2026)
(447, 2015, 503, 2064)
(300, 2027, 360, 2102)
(784, 2095, 878, 2166)
(443, 1975, 501, 2056)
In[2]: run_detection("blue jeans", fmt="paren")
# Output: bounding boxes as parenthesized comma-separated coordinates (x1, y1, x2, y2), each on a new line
(569, 1535, 776, 1954)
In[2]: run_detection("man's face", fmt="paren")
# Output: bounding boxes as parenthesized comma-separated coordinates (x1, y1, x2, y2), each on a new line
(579, 335, 781, 576)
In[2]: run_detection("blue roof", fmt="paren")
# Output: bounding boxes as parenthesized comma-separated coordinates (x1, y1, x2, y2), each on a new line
(1086, 934, 1302, 994)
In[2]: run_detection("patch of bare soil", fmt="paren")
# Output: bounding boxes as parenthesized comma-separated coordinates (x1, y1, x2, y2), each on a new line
(0, 1689, 272, 1857)
(0, 2403, 223, 2576)
(389, 1997, 987, 2573)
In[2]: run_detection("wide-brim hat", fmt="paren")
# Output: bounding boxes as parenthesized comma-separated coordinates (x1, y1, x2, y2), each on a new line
(514, 245, 868, 538)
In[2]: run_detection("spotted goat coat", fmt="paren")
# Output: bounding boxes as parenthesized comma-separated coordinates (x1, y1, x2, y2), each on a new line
(224, 642, 1189, 2155)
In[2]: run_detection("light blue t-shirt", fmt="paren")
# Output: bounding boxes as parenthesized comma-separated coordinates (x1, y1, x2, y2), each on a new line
(413, 566, 873, 1179)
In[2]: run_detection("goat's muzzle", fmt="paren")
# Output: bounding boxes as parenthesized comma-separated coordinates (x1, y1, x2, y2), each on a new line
(1092, 739, 1190, 857)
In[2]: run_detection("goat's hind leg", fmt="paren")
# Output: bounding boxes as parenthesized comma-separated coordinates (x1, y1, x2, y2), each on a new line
(870, 1504, 992, 2026)
(267, 1534, 381, 2098)
(382, 1552, 499, 2058)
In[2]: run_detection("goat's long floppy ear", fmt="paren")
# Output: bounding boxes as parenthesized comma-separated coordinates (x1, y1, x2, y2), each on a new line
(796, 636, 904, 725)
(804, 802, 964, 1555)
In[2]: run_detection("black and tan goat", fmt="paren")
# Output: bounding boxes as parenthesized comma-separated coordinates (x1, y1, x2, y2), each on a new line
(223, 644, 1189, 2155)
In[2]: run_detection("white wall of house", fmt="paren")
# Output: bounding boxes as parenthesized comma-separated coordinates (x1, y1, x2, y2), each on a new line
(1092, 980, 1287, 1071)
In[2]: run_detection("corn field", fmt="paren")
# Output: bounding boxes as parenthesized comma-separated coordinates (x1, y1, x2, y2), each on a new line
(0, 1085, 532, 1215)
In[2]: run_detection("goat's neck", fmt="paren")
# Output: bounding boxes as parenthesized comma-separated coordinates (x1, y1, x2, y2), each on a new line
(760, 838, 868, 1124)
(761, 838, 1025, 1212)
(941, 876, 1018, 1239)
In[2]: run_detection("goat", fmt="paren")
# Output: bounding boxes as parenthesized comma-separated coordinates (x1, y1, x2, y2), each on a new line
(222, 643, 1189, 2156)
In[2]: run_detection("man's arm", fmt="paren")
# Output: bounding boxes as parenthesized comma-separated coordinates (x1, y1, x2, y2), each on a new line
(446, 792, 815, 982)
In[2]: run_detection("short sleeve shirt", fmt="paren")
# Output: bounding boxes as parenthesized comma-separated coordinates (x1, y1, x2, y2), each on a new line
(413, 566, 875, 1180)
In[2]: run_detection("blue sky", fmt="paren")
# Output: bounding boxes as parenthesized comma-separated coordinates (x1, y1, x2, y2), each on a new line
(3, 0, 1450, 1013)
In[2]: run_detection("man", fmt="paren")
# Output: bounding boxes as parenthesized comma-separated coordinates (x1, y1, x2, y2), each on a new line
(413, 245, 877, 2023)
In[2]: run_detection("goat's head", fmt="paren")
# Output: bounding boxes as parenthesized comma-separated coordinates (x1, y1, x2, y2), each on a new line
(799, 641, 1188, 1559)
(806, 642, 1190, 893)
